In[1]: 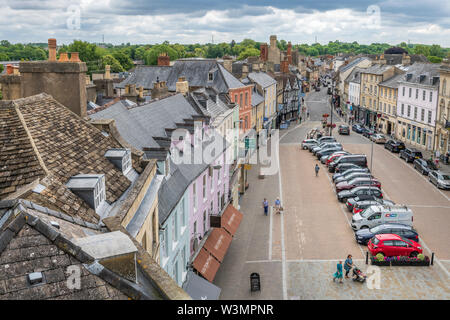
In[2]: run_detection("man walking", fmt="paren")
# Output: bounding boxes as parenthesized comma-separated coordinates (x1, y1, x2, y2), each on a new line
(263, 198, 269, 216)
(274, 197, 282, 214)
(315, 164, 320, 177)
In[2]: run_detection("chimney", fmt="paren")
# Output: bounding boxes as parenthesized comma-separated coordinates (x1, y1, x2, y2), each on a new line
(287, 42, 292, 65)
(6, 64, 13, 75)
(69, 52, 81, 62)
(19, 38, 88, 117)
(260, 43, 268, 61)
(12, 66, 19, 75)
(402, 54, 411, 66)
(270, 35, 277, 48)
(175, 77, 189, 95)
(138, 86, 144, 100)
(157, 52, 170, 66)
(85, 74, 91, 85)
(125, 84, 130, 94)
(223, 56, 233, 74)
(48, 38, 57, 62)
(105, 64, 111, 80)
(281, 59, 289, 73)
(58, 52, 69, 62)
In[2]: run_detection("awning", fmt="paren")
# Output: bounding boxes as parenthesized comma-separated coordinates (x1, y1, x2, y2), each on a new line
(203, 227, 232, 263)
(221, 205, 243, 236)
(183, 271, 221, 300)
(192, 248, 221, 282)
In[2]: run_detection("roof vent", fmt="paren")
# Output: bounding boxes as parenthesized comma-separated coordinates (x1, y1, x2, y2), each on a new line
(105, 148, 132, 175)
(66, 174, 106, 212)
(27, 272, 44, 285)
(50, 221, 60, 229)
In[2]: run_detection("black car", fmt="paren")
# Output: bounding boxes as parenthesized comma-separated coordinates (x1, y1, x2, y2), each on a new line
(338, 125, 350, 135)
(332, 163, 365, 174)
(355, 224, 419, 245)
(337, 186, 382, 203)
(384, 140, 405, 153)
(332, 167, 370, 181)
(316, 147, 343, 159)
(328, 154, 368, 173)
(413, 158, 437, 175)
(400, 148, 423, 163)
(352, 124, 364, 133)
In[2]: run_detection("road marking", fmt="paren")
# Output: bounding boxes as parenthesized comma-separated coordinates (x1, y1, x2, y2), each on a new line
(407, 204, 450, 209)
(269, 206, 273, 260)
(278, 148, 287, 300)
(287, 259, 365, 263)
(246, 259, 281, 264)
(320, 162, 366, 259)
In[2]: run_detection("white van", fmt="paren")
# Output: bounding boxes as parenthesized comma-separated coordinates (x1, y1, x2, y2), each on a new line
(351, 205, 413, 231)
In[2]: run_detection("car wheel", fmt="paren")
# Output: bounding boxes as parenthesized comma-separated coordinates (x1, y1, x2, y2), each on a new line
(410, 251, 418, 258)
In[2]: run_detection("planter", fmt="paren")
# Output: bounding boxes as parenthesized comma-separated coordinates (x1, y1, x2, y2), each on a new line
(370, 259, 390, 266)
(391, 260, 430, 267)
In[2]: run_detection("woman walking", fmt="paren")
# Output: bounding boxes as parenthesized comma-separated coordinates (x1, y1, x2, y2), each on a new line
(333, 261, 343, 283)
(344, 255, 353, 279)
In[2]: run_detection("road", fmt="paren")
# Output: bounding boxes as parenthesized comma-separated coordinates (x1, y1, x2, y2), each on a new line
(214, 88, 450, 300)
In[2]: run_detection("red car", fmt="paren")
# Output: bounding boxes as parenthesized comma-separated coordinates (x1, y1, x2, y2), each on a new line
(335, 178, 381, 193)
(326, 152, 348, 166)
(368, 234, 423, 257)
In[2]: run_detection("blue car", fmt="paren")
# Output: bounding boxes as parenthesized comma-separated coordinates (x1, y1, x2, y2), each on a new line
(352, 124, 364, 133)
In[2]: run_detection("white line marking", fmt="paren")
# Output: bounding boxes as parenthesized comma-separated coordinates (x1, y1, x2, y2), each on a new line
(269, 206, 273, 260)
(287, 259, 365, 263)
(246, 259, 282, 264)
(407, 204, 450, 209)
(278, 148, 287, 300)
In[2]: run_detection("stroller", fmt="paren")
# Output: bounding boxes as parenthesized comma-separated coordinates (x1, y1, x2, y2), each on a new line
(352, 266, 367, 283)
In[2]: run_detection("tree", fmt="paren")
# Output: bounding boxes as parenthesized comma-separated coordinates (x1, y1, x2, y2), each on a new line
(112, 51, 133, 70)
(237, 47, 260, 60)
(101, 55, 124, 72)
(143, 44, 179, 65)
(428, 56, 443, 63)
(0, 64, 3, 73)
(59, 40, 102, 64)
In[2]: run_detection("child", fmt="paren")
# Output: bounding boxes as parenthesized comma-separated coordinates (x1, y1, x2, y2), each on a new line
(333, 261, 343, 284)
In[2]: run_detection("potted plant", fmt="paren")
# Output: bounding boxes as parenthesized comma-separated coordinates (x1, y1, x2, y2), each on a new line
(371, 253, 390, 266)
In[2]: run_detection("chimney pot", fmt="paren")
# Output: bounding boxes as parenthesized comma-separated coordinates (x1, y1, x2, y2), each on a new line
(69, 52, 81, 62)
(12, 66, 19, 75)
(105, 64, 111, 79)
(48, 38, 57, 62)
(58, 52, 69, 62)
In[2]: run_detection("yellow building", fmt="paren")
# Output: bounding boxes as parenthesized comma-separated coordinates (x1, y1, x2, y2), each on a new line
(377, 73, 404, 136)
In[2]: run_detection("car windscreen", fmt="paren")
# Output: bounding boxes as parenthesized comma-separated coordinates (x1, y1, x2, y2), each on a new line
(441, 174, 450, 180)
(370, 225, 384, 233)
(361, 207, 375, 218)
(372, 237, 380, 245)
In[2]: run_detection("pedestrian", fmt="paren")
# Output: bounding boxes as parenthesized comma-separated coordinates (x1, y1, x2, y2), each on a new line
(445, 152, 449, 165)
(274, 197, 282, 214)
(344, 254, 353, 279)
(263, 198, 269, 216)
(307, 111, 310, 118)
(333, 261, 344, 284)
(315, 164, 320, 177)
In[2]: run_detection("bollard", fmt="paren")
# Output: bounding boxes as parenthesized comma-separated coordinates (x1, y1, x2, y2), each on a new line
(431, 252, 434, 266)
(365, 251, 369, 265)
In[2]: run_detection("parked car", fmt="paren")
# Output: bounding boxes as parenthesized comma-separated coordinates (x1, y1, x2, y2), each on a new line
(351, 204, 413, 231)
(313, 142, 342, 155)
(301, 139, 318, 150)
(384, 140, 405, 153)
(338, 125, 350, 135)
(351, 199, 395, 214)
(370, 134, 387, 144)
(428, 171, 450, 189)
(333, 163, 367, 175)
(345, 195, 386, 212)
(413, 158, 437, 175)
(316, 146, 343, 160)
(335, 177, 381, 193)
(352, 124, 364, 133)
(333, 167, 370, 181)
(368, 234, 422, 257)
(326, 152, 350, 166)
(334, 172, 374, 184)
(317, 136, 337, 144)
(328, 154, 368, 173)
(337, 186, 382, 203)
(400, 148, 423, 163)
(362, 128, 375, 138)
(355, 224, 419, 245)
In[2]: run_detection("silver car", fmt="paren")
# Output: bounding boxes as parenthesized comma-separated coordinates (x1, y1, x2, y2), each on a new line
(302, 139, 318, 150)
(428, 171, 450, 189)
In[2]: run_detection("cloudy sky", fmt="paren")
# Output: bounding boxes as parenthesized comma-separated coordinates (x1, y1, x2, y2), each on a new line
(1, 0, 449, 46)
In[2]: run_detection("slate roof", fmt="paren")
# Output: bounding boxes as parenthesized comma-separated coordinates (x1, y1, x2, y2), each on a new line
(252, 90, 264, 106)
(0, 94, 132, 224)
(166, 59, 245, 92)
(89, 94, 202, 150)
(188, 87, 231, 120)
(360, 64, 394, 75)
(397, 62, 440, 88)
(116, 66, 172, 90)
(345, 67, 364, 84)
(366, 54, 429, 66)
(339, 57, 371, 73)
(248, 72, 276, 88)
(378, 73, 405, 89)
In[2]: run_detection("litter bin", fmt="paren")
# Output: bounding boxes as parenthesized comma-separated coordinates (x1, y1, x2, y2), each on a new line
(250, 273, 261, 292)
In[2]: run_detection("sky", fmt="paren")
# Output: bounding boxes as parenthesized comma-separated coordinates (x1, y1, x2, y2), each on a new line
(1, 0, 449, 46)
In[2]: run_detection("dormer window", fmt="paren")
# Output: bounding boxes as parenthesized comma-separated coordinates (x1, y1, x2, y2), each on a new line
(66, 174, 106, 212)
(105, 148, 132, 175)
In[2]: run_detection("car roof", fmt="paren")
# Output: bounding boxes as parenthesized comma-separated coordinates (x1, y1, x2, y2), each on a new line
(376, 234, 402, 240)
(376, 223, 413, 230)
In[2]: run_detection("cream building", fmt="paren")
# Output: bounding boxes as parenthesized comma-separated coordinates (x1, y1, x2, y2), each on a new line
(378, 73, 404, 136)
(436, 60, 450, 154)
